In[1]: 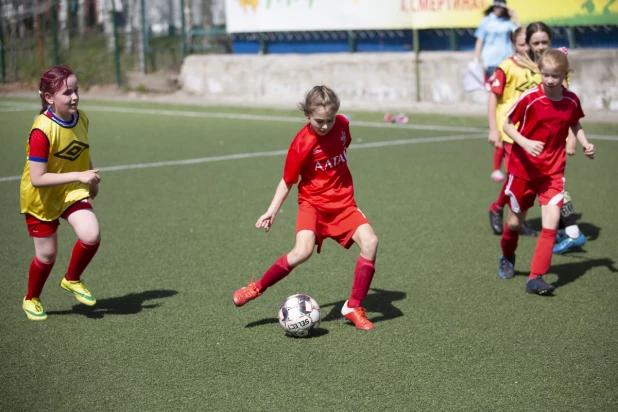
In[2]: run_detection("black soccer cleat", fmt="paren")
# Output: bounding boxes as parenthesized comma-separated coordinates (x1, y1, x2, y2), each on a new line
(489, 208, 504, 235)
(525, 276, 555, 295)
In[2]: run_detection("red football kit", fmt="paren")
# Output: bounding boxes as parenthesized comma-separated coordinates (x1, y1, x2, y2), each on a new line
(283, 115, 368, 252)
(505, 84, 584, 212)
(507, 84, 584, 181)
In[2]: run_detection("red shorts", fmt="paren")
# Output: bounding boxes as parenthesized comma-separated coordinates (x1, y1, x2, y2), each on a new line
(504, 174, 564, 213)
(296, 202, 370, 253)
(25, 199, 93, 238)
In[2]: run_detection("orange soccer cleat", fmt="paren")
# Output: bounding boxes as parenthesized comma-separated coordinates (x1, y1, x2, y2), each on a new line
(233, 279, 261, 307)
(341, 300, 374, 330)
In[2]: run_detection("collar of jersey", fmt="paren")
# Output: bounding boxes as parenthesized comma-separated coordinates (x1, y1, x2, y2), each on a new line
(45, 108, 78, 128)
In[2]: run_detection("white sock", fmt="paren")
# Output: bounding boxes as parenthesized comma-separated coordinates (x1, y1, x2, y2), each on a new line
(565, 225, 580, 239)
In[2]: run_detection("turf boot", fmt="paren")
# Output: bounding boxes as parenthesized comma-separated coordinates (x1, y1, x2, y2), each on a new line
(498, 255, 516, 279)
(233, 279, 261, 307)
(489, 208, 504, 235)
(553, 233, 586, 254)
(22, 297, 47, 321)
(60, 278, 96, 306)
(525, 275, 555, 295)
(341, 300, 374, 330)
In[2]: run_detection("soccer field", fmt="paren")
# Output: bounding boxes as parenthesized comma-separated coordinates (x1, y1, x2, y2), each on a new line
(1, 99, 617, 411)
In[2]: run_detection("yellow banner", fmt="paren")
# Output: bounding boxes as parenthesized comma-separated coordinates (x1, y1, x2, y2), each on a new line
(412, 0, 618, 29)
(225, 0, 618, 32)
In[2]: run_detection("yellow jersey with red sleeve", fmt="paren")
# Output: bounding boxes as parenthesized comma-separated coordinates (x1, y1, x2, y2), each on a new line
(20, 108, 91, 221)
(490, 57, 541, 144)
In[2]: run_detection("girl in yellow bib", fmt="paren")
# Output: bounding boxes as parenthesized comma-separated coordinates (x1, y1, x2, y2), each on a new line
(486, 26, 540, 237)
(20, 65, 102, 321)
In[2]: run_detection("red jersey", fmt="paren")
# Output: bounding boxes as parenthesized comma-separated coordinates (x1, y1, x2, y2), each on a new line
(283, 115, 355, 212)
(507, 84, 584, 181)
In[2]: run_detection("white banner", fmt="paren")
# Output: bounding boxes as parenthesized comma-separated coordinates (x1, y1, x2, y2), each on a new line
(225, 0, 413, 33)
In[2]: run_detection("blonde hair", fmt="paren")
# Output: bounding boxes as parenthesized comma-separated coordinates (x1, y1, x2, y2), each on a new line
(537, 48, 570, 75)
(298, 85, 340, 115)
(511, 26, 539, 73)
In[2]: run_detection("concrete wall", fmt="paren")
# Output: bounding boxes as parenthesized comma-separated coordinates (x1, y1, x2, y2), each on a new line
(179, 50, 618, 113)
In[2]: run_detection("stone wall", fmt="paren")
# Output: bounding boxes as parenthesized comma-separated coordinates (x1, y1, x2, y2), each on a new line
(179, 50, 618, 113)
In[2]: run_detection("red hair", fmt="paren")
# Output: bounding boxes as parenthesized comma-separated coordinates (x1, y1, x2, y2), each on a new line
(38, 65, 75, 114)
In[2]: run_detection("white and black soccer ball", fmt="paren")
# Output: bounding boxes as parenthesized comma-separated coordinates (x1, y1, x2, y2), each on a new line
(278, 294, 321, 337)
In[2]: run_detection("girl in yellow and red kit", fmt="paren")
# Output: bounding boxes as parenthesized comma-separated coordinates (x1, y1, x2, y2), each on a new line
(232, 86, 379, 330)
(20, 65, 102, 320)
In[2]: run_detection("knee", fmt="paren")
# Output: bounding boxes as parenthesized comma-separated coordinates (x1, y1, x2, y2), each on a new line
(289, 245, 313, 265)
(506, 215, 522, 231)
(80, 228, 101, 245)
(36, 249, 57, 264)
(361, 235, 379, 257)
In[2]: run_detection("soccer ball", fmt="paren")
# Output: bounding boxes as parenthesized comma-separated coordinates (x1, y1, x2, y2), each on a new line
(278, 294, 321, 337)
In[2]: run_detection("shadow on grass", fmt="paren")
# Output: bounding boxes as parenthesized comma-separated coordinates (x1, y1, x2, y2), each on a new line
(550, 258, 617, 289)
(47, 289, 178, 319)
(526, 215, 601, 241)
(244, 287, 406, 329)
(513, 258, 617, 291)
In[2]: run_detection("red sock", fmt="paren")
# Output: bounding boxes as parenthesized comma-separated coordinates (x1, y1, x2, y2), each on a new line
(256, 254, 293, 292)
(26, 257, 55, 299)
(65, 240, 100, 281)
(500, 223, 519, 257)
(529, 228, 557, 279)
(493, 147, 504, 171)
(348, 255, 376, 308)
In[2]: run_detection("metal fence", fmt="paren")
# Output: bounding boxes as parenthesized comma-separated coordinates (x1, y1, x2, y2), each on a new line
(1, 1, 616, 86)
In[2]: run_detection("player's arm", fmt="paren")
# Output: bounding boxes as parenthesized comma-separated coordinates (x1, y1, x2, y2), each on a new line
(503, 118, 544, 157)
(255, 178, 293, 232)
(88, 156, 100, 198)
(28, 130, 100, 188)
(30, 162, 101, 188)
(571, 122, 595, 159)
(473, 38, 483, 62)
(487, 92, 501, 147)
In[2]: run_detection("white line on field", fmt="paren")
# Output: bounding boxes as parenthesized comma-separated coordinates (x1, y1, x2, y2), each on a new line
(0, 133, 485, 182)
(2, 101, 617, 140)
(0, 101, 487, 132)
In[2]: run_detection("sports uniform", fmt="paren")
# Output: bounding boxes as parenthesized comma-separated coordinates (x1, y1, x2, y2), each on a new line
(283, 114, 369, 253)
(488, 57, 541, 236)
(233, 113, 376, 330)
(498, 84, 585, 294)
(21, 108, 93, 236)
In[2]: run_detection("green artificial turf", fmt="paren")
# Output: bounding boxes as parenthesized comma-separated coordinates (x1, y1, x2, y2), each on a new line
(0, 99, 616, 411)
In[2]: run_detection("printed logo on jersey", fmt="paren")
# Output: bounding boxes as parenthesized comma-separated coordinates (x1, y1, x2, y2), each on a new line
(340, 131, 346, 146)
(53, 140, 89, 161)
(312, 148, 323, 154)
(516, 72, 538, 93)
(315, 150, 348, 171)
(492, 79, 501, 88)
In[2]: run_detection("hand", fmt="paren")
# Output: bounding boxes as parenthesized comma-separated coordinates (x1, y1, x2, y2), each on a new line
(508, 9, 518, 18)
(566, 137, 576, 155)
(523, 139, 544, 157)
(488, 129, 502, 148)
(78, 169, 101, 185)
(89, 182, 99, 199)
(255, 210, 276, 232)
(583, 143, 595, 159)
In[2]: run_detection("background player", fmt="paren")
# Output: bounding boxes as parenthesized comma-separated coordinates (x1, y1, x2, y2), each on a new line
(20, 65, 102, 320)
(487, 26, 538, 237)
(232, 85, 379, 330)
(498, 49, 595, 295)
